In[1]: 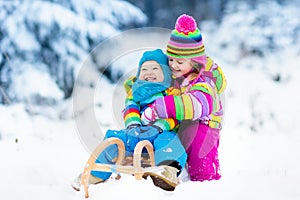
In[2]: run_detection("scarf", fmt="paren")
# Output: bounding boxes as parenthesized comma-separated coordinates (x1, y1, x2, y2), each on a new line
(132, 80, 169, 105)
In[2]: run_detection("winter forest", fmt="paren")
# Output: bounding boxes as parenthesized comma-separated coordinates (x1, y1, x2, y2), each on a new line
(1, 0, 300, 200)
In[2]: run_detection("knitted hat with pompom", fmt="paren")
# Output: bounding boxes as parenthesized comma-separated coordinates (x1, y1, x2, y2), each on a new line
(166, 14, 206, 65)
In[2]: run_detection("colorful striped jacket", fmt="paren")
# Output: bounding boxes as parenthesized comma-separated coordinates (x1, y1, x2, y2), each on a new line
(123, 76, 180, 131)
(203, 57, 226, 94)
(153, 57, 226, 129)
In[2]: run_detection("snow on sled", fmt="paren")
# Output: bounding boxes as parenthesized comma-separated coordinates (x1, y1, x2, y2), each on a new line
(77, 137, 179, 198)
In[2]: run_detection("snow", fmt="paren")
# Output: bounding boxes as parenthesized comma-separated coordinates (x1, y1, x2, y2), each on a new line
(9, 63, 64, 104)
(0, 0, 147, 103)
(1, 1, 300, 200)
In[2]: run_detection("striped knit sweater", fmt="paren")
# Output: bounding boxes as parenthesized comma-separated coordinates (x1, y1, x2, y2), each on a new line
(153, 57, 226, 129)
(123, 76, 180, 131)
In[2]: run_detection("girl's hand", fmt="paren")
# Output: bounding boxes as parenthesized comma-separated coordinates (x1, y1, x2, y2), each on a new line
(141, 105, 158, 125)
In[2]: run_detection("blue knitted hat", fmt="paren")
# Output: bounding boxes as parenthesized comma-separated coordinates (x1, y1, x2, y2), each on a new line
(136, 49, 172, 87)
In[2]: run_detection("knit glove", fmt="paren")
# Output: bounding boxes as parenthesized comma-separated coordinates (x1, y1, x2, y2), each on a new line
(126, 125, 140, 151)
(141, 105, 158, 125)
(138, 125, 162, 143)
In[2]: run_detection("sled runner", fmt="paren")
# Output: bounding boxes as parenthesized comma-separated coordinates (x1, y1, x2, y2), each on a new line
(79, 137, 179, 198)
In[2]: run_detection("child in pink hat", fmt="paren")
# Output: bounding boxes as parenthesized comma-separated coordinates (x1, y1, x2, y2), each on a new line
(142, 14, 227, 181)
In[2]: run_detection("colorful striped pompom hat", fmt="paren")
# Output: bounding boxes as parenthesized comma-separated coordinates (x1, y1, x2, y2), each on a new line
(166, 14, 207, 66)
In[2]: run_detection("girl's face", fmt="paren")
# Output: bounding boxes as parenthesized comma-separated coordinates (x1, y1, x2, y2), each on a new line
(168, 57, 193, 78)
(139, 60, 164, 82)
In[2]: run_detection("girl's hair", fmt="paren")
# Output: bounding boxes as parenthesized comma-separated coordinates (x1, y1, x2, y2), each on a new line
(192, 61, 204, 74)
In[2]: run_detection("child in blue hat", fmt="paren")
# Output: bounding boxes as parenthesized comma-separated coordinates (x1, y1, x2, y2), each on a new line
(73, 49, 187, 192)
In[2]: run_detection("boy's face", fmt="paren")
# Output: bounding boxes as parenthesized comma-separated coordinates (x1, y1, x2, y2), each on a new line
(168, 57, 193, 78)
(139, 60, 164, 82)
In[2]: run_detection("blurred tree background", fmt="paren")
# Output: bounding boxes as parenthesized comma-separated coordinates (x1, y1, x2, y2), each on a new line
(127, 0, 287, 27)
(0, 0, 297, 105)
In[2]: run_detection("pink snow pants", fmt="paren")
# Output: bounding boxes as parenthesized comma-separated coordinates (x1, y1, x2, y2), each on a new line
(178, 120, 221, 181)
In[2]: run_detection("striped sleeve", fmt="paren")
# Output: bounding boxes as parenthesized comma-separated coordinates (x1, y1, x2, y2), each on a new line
(123, 99, 141, 128)
(123, 76, 141, 128)
(154, 82, 215, 121)
(152, 118, 179, 131)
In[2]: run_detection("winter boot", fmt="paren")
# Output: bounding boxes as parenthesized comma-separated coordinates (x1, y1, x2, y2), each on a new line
(71, 173, 104, 191)
(143, 165, 179, 191)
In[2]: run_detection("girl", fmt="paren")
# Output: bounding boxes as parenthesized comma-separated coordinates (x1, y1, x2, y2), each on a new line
(142, 14, 226, 181)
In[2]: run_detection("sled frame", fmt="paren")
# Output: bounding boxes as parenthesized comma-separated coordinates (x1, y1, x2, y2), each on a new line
(80, 137, 155, 198)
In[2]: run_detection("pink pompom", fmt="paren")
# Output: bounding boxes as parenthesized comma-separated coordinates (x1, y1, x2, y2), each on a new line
(175, 14, 197, 34)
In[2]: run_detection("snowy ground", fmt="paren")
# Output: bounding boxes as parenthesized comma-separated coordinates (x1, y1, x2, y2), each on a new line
(1, 65, 300, 200)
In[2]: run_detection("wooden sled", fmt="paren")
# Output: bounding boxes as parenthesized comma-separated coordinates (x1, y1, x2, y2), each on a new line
(80, 137, 179, 198)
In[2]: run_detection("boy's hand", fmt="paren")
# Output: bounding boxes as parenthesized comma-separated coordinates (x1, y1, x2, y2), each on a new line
(126, 125, 162, 150)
